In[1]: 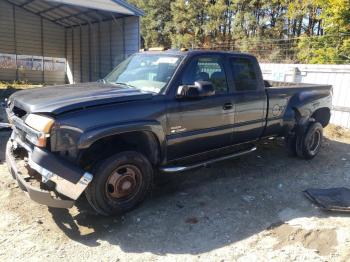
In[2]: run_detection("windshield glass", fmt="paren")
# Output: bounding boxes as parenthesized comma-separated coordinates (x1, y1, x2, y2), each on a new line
(104, 54, 183, 93)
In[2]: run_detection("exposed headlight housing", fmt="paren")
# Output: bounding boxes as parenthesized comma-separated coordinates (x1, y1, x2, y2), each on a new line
(25, 114, 55, 147)
(25, 114, 55, 133)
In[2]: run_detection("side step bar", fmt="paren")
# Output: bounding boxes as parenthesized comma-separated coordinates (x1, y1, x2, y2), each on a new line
(160, 146, 257, 173)
(0, 123, 11, 130)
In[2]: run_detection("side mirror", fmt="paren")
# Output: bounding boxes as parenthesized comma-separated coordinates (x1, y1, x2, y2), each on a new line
(177, 81, 215, 99)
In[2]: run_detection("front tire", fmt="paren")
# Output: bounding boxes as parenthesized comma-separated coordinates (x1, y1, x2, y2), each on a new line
(85, 151, 153, 216)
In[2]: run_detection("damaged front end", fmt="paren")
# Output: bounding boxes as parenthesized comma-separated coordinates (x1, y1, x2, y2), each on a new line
(4, 105, 93, 209)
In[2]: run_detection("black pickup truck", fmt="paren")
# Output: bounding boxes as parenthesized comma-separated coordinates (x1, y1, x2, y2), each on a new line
(3, 50, 332, 216)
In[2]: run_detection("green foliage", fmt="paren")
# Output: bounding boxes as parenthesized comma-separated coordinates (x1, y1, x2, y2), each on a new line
(129, 0, 172, 48)
(129, 0, 350, 64)
(169, 0, 216, 48)
(297, 35, 350, 64)
(295, 0, 350, 64)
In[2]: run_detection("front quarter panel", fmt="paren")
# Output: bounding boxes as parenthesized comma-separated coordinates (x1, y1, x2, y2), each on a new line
(50, 96, 167, 160)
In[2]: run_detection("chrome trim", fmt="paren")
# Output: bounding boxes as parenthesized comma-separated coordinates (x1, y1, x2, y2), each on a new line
(53, 173, 93, 201)
(28, 158, 93, 200)
(6, 140, 74, 209)
(13, 135, 33, 153)
(10, 115, 47, 146)
(10, 131, 93, 201)
(160, 146, 257, 173)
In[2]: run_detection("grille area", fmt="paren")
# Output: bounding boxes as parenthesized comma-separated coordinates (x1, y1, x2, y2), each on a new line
(12, 106, 27, 118)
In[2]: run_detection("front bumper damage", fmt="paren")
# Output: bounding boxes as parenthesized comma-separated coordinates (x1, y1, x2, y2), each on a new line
(5, 126, 93, 209)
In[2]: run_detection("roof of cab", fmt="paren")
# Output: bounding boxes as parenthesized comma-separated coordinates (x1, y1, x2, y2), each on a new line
(140, 49, 256, 59)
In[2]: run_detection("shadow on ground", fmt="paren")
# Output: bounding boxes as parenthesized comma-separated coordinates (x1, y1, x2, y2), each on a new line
(22, 137, 348, 254)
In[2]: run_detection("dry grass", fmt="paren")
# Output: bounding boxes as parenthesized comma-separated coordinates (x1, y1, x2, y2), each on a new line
(0, 81, 42, 100)
(0, 81, 42, 90)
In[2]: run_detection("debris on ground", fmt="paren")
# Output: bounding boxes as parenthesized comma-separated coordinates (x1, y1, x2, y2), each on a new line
(304, 187, 350, 212)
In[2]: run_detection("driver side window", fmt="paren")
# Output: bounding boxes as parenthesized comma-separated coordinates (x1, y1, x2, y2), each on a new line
(181, 56, 228, 94)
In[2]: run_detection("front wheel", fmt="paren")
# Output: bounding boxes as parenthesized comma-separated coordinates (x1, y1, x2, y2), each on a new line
(296, 122, 323, 160)
(85, 151, 153, 216)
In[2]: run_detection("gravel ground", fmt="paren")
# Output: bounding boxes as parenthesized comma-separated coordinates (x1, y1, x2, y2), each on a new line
(0, 126, 350, 262)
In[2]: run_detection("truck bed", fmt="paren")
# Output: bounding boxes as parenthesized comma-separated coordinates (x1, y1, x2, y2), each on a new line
(265, 80, 332, 90)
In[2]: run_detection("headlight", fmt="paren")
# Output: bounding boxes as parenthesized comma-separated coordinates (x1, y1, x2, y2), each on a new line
(25, 114, 55, 133)
(25, 114, 55, 147)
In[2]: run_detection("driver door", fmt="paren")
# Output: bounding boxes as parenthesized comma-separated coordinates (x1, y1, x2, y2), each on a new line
(166, 55, 235, 161)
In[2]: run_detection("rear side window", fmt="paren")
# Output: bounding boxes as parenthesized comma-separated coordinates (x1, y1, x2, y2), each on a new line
(181, 56, 228, 94)
(230, 58, 258, 91)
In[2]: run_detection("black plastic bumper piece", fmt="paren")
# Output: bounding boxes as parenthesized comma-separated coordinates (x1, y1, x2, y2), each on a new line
(31, 147, 84, 184)
(304, 188, 350, 212)
(5, 142, 74, 209)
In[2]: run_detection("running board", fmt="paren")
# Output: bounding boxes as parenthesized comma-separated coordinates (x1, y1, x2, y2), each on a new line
(0, 123, 11, 130)
(160, 146, 257, 173)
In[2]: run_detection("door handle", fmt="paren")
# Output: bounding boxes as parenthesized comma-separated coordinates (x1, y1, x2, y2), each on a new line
(223, 103, 233, 110)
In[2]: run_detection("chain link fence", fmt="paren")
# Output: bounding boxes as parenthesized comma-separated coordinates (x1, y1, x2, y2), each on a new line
(194, 33, 350, 64)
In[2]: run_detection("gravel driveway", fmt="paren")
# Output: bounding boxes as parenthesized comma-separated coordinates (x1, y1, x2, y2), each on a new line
(0, 126, 350, 262)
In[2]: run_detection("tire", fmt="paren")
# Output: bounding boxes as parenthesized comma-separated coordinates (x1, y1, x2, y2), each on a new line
(295, 122, 323, 160)
(85, 151, 153, 216)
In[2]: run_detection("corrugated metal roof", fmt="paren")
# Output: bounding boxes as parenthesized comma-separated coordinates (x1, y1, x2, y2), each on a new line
(5, 0, 143, 27)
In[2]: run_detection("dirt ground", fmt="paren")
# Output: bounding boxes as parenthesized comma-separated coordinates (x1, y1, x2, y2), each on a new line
(0, 125, 350, 262)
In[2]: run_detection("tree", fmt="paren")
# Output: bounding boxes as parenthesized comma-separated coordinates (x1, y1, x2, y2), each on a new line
(129, 0, 350, 64)
(297, 0, 350, 63)
(203, 0, 228, 45)
(167, 0, 207, 48)
(129, 0, 172, 48)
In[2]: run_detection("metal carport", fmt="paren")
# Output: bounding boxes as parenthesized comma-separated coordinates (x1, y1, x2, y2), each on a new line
(0, 0, 143, 84)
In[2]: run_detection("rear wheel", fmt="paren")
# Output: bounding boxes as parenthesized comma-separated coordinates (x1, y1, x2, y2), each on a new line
(296, 122, 323, 159)
(85, 151, 153, 216)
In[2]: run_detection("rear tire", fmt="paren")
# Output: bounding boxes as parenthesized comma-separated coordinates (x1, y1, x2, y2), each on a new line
(296, 122, 323, 160)
(85, 151, 153, 216)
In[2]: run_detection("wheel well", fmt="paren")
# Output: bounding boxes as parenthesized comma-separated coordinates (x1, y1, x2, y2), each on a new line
(78, 131, 161, 170)
(311, 108, 331, 127)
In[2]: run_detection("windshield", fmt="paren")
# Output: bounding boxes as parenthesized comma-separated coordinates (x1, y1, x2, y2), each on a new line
(104, 54, 183, 93)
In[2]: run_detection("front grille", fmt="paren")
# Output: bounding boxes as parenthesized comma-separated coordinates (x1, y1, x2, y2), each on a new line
(10, 115, 39, 150)
(12, 106, 27, 118)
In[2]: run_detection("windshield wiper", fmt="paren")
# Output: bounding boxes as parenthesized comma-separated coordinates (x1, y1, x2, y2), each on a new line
(115, 82, 137, 89)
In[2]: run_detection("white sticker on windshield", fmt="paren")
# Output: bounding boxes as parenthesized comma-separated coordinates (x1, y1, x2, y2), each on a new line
(155, 57, 179, 64)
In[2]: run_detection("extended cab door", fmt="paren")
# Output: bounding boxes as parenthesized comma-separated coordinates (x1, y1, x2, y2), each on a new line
(227, 56, 267, 144)
(166, 55, 235, 161)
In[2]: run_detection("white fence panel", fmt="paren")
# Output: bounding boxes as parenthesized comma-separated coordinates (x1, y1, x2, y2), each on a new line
(260, 63, 350, 128)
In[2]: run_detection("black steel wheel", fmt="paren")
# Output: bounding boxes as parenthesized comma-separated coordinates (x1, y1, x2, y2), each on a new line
(85, 151, 153, 216)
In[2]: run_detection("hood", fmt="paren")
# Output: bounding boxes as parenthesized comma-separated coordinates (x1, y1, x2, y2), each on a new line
(9, 82, 153, 115)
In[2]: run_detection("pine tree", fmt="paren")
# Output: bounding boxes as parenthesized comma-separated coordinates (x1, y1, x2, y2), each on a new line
(168, 0, 209, 48)
(129, 0, 172, 48)
(204, 0, 228, 46)
(129, 0, 350, 63)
